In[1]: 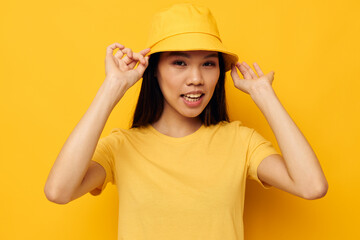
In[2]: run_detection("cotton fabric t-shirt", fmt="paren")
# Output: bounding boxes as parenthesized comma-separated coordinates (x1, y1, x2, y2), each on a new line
(90, 120, 279, 240)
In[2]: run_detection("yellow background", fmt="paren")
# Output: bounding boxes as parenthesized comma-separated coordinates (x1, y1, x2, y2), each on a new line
(1, 0, 359, 239)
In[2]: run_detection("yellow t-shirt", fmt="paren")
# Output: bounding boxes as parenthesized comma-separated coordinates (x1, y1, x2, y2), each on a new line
(91, 120, 279, 240)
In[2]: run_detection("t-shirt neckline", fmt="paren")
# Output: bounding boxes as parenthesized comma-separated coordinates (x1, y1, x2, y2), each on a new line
(147, 123, 206, 143)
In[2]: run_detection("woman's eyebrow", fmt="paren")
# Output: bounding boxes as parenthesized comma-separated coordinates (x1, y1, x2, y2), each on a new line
(168, 52, 218, 59)
(204, 53, 218, 59)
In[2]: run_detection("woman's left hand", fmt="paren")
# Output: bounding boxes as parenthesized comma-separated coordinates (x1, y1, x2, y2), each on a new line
(230, 62, 275, 96)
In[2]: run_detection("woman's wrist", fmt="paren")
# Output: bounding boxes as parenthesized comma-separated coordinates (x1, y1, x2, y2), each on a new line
(249, 82, 276, 104)
(98, 77, 128, 110)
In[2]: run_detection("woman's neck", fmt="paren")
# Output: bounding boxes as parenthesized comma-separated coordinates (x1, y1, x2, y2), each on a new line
(151, 113, 202, 138)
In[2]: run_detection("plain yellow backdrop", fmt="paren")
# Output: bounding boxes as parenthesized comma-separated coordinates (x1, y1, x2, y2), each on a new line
(1, 0, 359, 239)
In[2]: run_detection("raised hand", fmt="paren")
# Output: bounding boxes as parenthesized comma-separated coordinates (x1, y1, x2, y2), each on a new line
(230, 62, 275, 96)
(104, 43, 151, 91)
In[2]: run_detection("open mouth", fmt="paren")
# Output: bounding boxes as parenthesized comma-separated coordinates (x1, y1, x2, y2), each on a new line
(180, 93, 204, 102)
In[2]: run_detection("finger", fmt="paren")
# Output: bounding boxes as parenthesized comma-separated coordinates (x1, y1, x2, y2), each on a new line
(265, 71, 275, 84)
(134, 56, 150, 76)
(253, 62, 264, 77)
(236, 62, 252, 79)
(127, 51, 147, 68)
(136, 53, 146, 65)
(114, 49, 124, 59)
(241, 62, 258, 79)
(129, 52, 146, 65)
(121, 48, 134, 65)
(122, 55, 133, 65)
(106, 43, 125, 57)
(128, 60, 137, 69)
(139, 48, 151, 56)
(119, 59, 130, 71)
(122, 48, 133, 58)
(230, 64, 249, 92)
(230, 64, 242, 87)
(105, 43, 125, 68)
(230, 64, 241, 80)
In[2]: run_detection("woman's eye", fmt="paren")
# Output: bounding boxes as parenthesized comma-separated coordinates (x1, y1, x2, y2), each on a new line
(204, 61, 216, 67)
(172, 61, 216, 67)
(173, 61, 186, 66)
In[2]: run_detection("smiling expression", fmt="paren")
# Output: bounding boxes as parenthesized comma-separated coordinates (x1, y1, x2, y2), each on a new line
(156, 50, 220, 120)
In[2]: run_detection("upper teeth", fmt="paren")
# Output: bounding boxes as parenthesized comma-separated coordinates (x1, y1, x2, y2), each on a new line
(184, 93, 202, 98)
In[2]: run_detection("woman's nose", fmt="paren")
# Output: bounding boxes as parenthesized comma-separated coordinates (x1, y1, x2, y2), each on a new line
(186, 67, 204, 85)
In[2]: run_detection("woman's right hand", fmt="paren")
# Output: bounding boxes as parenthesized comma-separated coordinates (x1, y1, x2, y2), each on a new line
(102, 43, 150, 104)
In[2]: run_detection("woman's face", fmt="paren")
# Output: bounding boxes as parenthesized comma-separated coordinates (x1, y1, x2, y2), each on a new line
(156, 50, 220, 119)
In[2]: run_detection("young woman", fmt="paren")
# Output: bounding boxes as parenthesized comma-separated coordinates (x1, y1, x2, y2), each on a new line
(44, 3, 328, 240)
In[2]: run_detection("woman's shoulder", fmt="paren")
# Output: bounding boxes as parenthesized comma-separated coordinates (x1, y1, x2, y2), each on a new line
(212, 120, 244, 129)
(210, 120, 255, 136)
(98, 127, 126, 144)
(107, 125, 153, 138)
(98, 127, 138, 147)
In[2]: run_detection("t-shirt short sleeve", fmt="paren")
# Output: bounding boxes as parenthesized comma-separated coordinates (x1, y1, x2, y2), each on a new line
(246, 128, 279, 189)
(90, 135, 116, 196)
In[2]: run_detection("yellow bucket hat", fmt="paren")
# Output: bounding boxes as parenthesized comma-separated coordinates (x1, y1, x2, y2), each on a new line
(145, 3, 239, 72)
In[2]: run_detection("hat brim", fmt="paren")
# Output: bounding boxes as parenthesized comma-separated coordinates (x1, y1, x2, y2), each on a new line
(147, 32, 238, 72)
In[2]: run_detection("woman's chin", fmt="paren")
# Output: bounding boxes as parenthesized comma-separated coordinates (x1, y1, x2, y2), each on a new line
(180, 108, 205, 118)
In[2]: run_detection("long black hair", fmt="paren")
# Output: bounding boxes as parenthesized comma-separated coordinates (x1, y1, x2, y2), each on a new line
(131, 51, 229, 128)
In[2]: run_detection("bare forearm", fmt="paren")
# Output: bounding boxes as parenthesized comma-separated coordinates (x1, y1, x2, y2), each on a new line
(250, 85, 328, 194)
(44, 82, 124, 202)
